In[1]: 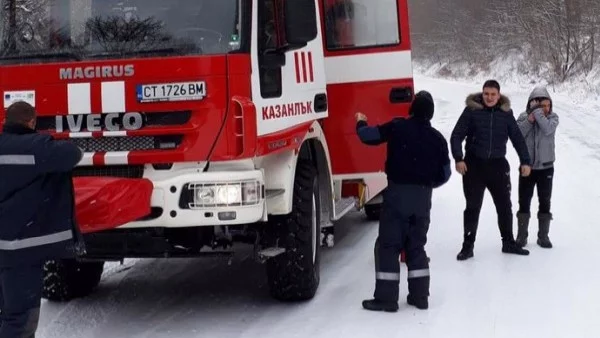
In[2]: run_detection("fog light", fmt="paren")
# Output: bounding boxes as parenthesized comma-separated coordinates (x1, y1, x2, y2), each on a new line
(218, 211, 236, 220)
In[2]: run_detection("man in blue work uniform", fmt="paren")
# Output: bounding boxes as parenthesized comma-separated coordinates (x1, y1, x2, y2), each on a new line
(0, 101, 83, 337)
(356, 91, 451, 312)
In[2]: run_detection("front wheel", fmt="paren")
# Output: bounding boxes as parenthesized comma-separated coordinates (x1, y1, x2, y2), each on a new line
(265, 159, 321, 301)
(42, 259, 105, 302)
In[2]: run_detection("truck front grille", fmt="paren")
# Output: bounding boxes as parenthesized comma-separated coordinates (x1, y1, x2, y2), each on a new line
(72, 136, 155, 152)
(70, 135, 183, 153)
(73, 165, 144, 179)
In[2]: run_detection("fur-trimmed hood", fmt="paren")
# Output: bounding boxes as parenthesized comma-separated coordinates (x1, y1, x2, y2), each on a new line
(465, 93, 511, 112)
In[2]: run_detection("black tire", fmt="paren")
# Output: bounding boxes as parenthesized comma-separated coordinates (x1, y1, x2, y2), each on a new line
(42, 259, 104, 302)
(364, 203, 381, 221)
(266, 159, 321, 301)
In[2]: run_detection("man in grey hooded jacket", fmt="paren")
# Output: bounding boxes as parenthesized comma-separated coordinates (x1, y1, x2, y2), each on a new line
(515, 86, 559, 248)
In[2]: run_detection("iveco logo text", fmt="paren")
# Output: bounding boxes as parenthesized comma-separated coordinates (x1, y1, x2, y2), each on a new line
(55, 113, 143, 133)
(59, 65, 134, 80)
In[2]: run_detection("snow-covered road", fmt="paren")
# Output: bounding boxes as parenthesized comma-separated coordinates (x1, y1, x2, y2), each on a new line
(37, 75, 600, 338)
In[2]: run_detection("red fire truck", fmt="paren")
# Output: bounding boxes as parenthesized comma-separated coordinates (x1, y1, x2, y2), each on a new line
(0, 0, 414, 302)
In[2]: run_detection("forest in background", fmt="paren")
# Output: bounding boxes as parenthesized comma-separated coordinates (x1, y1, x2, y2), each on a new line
(407, 0, 600, 88)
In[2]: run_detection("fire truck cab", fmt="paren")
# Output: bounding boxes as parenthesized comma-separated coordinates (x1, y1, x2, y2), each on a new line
(0, 0, 414, 302)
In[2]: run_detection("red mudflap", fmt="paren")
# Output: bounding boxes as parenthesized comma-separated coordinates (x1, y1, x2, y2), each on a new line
(73, 177, 154, 234)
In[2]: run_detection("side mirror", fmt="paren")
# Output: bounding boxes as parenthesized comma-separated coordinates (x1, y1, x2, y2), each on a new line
(283, 0, 317, 47)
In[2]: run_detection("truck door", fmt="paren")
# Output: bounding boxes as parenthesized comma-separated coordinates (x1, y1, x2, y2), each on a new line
(250, 0, 329, 137)
(320, 0, 414, 176)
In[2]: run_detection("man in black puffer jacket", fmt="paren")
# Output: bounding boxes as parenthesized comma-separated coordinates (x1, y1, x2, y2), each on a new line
(450, 80, 532, 260)
(0, 101, 83, 337)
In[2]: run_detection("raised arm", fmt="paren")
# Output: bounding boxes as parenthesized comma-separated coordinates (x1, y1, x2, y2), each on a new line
(532, 109, 559, 136)
(355, 116, 394, 146)
(33, 136, 83, 173)
(516, 111, 534, 137)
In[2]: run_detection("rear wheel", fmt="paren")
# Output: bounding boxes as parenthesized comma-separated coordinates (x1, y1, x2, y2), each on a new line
(266, 159, 321, 301)
(42, 259, 104, 302)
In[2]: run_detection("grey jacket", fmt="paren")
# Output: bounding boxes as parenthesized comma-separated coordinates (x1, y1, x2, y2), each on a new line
(516, 86, 559, 170)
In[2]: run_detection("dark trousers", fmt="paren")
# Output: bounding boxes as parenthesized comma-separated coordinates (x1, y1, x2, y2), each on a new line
(462, 157, 514, 244)
(374, 183, 432, 303)
(518, 167, 554, 214)
(0, 264, 43, 338)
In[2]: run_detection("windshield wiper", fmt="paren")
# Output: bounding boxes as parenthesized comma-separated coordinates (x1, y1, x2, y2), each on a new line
(0, 51, 83, 61)
(88, 47, 193, 58)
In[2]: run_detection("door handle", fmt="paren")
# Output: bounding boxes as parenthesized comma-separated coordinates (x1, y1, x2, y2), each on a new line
(314, 93, 328, 113)
(389, 87, 413, 104)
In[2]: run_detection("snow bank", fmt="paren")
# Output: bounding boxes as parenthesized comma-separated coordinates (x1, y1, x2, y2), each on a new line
(414, 50, 600, 110)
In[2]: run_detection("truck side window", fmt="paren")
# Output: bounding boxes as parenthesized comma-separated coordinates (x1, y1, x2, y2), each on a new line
(323, 0, 400, 50)
(258, 0, 282, 98)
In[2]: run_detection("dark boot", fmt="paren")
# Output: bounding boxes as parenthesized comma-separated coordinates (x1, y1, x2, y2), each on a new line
(537, 213, 553, 248)
(456, 242, 474, 261)
(362, 299, 399, 312)
(457, 222, 477, 261)
(502, 239, 530, 255)
(407, 294, 428, 310)
(516, 212, 530, 247)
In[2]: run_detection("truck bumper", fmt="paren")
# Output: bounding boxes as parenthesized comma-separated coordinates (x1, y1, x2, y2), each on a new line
(123, 169, 266, 228)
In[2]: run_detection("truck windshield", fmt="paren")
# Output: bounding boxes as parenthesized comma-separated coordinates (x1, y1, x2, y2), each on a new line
(0, 0, 242, 65)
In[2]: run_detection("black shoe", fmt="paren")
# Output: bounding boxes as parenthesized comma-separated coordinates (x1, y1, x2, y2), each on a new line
(456, 243, 474, 261)
(502, 239, 530, 255)
(362, 299, 399, 312)
(407, 294, 428, 310)
(537, 237, 553, 248)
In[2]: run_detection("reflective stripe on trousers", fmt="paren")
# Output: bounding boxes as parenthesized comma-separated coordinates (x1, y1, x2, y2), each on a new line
(376, 272, 400, 281)
(0, 154, 35, 165)
(407, 268, 430, 279)
(0, 230, 72, 250)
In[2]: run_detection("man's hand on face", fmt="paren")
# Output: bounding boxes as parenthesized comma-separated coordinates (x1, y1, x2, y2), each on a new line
(528, 113, 536, 123)
(355, 112, 367, 122)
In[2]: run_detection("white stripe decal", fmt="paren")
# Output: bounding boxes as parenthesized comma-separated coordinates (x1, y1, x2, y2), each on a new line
(67, 83, 91, 115)
(69, 132, 93, 138)
(103, 131, 127, 137)
(104, 151, 129, 165)
(78, 153, 94, 166)
(101, 81, 126, 113)
(324, 50, 413, 84)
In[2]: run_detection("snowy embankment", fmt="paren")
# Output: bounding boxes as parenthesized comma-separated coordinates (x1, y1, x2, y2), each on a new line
(414, 50, 600, 110)
(37, 73, 600, 338)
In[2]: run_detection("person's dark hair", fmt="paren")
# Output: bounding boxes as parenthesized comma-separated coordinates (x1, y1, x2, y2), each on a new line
(5, 101, 36, 125)
(409, 90, 434, 121)
(483, 79, 500, 92)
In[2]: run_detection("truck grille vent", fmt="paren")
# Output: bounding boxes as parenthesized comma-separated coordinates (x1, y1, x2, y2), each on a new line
(72, 136, 155, 152)
(73, 165, 144, 179)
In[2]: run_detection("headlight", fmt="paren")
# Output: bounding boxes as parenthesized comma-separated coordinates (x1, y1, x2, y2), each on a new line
(190, 181, 261, 208)
(215, 185, 241, 205)
(242, 181, 260, 205)
(196, 187, 215, 205)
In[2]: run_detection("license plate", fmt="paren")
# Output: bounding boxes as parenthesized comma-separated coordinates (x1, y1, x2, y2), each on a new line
(136, 81, 206, 103)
